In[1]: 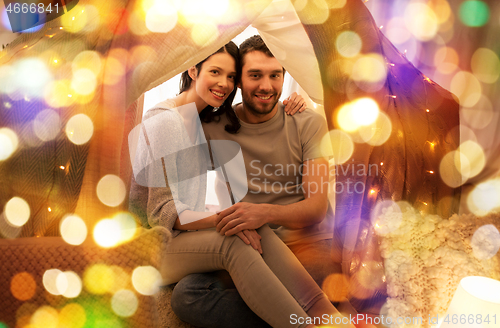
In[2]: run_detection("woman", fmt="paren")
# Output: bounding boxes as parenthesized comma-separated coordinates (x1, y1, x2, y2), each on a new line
(129, 42, 351, 328)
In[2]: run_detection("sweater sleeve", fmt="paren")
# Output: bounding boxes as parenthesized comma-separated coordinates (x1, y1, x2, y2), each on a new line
(129, 106, 193, 236)
(145, 162, 190, 235)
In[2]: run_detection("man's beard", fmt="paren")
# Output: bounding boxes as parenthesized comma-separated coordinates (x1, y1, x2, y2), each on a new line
(242, 93, 280, 118)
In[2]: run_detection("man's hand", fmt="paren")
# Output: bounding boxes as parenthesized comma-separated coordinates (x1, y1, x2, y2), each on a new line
(235, 229, 263, 254)
(216, 202, 270, 236)
(283, 92, 306, 115)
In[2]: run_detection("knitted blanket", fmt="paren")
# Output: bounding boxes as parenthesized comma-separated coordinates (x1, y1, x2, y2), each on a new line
(378, 208, 500, 328)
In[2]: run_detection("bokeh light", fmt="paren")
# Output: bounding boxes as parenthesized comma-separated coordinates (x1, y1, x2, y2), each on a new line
(320, 130, 354, 165)
(81, 5, 100, 33)
(404, 3, 438, 41)
(371, 200, 402, 235)
(386, 17, 412, 45)
(103, 57, 126, 86)
(109, 266, 131, 293)
(4, 196, 30, 227)
(461, 95, 494, 129)
(429, 0, 451, 24)
(111, 289, 139, 317)
(351, 53, 387, 84)
(71, 69, 97, 96)
(128, 10, 149, 35)
(93, 219, 122, 248)
(132, 266, 162, 295)
(96, 175, 127, 207)
(59, 271, 83, 298)
(439, 150, 469, 188)
(61, 4, 88, 33)
(191, 23, 218, 47)
(60, 214, 88, 245)
(130, 45, 157, 68)
(434, 46, 459, 75)
(322, 273, 349, 302)
(471, 48, 500, 84)
(459, 124, 478, 143)
(44, 80, 75, 108)
(294, 0, 330, 25)
(145, 1, 178, 33)
(30, 306, 59, 328)
(336, 31, 362, 58)
(354, 260, 385, 290)
(72, 51, 102, 76)
(83, 264, 115, 295)
(58, 303, 86, 328)
(65, 113, 94, 145)
(12, 58, 53, 98)
(56, 271, 69, 296)
(471, 225, 500, 260)
(11, 272, 36, 301)
(457, 140, 485, 179)
(0, 127, 19, 161)
(337, 98, 379, 132)
(33, 109, 61, 142)
(459, 1, 490, 27)
(359, 111, 392, 146)
(467, 178, 500, 216)
(450, 71, 482, 108)
(43, 269, 64, 295)
(0, 65, 16, 95)
(113, 212, 138, 243)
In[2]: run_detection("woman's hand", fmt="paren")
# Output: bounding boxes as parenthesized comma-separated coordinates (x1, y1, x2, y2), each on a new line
(235, 229, 263, 254)
(283, 92, 306, 115)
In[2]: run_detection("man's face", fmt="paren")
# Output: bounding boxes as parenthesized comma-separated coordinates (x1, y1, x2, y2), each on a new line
(239, 51, 284, 119)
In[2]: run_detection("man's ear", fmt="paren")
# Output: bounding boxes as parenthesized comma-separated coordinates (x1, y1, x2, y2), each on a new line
(188, 66, 197, 80)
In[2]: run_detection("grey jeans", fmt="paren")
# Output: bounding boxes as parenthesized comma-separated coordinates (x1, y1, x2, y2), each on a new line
(160, 225, 327, 328)
(170, 237, 340, 327)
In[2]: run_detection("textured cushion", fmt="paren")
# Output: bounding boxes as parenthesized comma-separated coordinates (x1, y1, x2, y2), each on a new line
(0, 228, 169, 327)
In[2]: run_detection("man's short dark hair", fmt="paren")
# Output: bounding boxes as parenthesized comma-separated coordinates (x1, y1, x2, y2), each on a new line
(239, 35, 286, 74)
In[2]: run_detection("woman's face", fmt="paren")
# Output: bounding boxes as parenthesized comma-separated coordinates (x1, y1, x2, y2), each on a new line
(193, 52, 237, 108)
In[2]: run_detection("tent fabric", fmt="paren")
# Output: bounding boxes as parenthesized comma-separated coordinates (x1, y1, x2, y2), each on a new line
(0, 0, 460, 315)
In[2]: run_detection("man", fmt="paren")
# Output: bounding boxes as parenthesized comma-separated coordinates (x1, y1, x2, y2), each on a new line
(171, 35, 340, 328)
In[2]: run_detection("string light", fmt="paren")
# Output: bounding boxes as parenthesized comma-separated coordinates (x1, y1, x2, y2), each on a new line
(427, 170, 434, 174)
(379, 25, 384, 29)
(380, 162, 384, 166)
(59, 166, 65, 170)
(48, 207, 52, 212)
(426, 109, 430, 112)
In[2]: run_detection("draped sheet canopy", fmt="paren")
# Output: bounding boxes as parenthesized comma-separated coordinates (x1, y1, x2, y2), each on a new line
(0, 0, 460, 312)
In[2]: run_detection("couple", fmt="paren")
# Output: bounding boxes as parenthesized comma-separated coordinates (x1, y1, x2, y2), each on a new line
(129, 35, 349, 328)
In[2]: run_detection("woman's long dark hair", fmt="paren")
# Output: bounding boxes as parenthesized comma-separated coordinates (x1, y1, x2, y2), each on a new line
(179, 42, 241, 134)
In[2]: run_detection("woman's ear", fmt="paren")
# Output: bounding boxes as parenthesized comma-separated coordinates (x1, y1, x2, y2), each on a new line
(188, 66, 197, 81)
